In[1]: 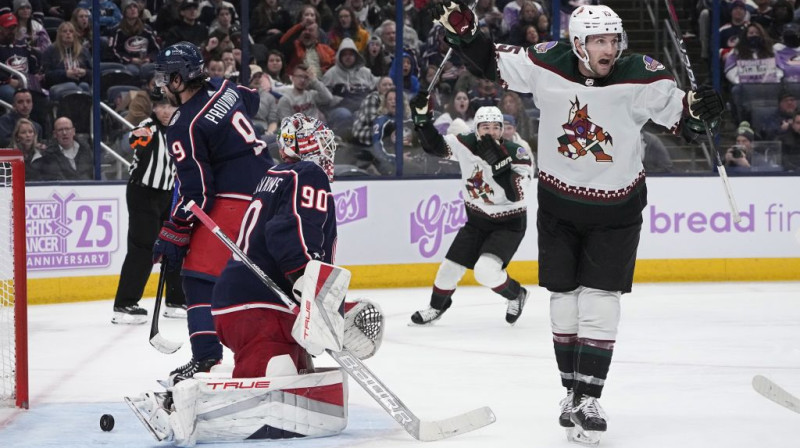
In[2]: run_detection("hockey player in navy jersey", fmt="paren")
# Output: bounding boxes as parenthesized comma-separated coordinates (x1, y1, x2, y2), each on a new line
(126, 114, 386, 445)
(211, 113, 340, 379)
(151, 41, 273, 386)
(430, 2, 726, 445)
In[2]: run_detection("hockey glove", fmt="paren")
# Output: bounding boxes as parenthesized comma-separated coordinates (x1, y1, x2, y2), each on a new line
(475, 134, 512, 175)
(410, 92, 432, 126)
(433, 0, 478, 46)
(152, 221, 191, 270)
(687, 85, 724, 123)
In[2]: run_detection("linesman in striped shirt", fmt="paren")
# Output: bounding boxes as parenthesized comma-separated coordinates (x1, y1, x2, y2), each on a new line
(112, 89, 186, 324)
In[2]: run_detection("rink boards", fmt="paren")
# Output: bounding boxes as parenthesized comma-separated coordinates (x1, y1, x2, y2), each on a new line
(23, 176, 800, 303)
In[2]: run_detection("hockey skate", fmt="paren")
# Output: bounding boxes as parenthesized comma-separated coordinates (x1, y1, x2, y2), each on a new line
(505, 287, 528, 325)
(167, 358, 220, 387)
(163, 303, 187, 319)
(111, 305, 148, 325)
(567, 394, 607, 447)
(559, 389, 575, 428)
(410, 306, 448, 325)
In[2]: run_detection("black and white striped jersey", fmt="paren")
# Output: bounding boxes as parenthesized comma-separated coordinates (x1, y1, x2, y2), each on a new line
(128, 116, 175, 191)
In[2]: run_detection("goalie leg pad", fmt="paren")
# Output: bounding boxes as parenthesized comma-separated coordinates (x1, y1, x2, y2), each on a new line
(215, 308, 310, 378)
(184, 368, 348, 443)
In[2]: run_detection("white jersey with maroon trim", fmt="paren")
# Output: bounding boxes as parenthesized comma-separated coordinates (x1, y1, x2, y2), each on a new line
(441, 132, 534, 220)
(494, 41, 685, 207)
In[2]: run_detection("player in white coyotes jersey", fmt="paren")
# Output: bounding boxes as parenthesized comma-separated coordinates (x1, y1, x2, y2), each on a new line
(408, 93, 534, 327)
(431, 2, 725, 445)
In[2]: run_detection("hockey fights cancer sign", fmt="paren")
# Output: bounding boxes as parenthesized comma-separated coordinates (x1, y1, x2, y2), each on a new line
(26, 191, 119, 271)
(24, 187, 369, 272)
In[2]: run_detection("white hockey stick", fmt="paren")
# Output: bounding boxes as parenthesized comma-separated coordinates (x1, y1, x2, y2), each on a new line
(149, 263, 183, 354)
(187, 200, 496, 441)
(752, 375, 800, 413)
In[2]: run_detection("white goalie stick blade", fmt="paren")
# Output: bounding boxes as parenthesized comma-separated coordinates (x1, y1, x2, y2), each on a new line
(150, 333, 183, 354)
(124, 395, 169, 442)
(329, 350, 496, 441)
(752, 375, 800, 413)
(416, 406, 496, 442)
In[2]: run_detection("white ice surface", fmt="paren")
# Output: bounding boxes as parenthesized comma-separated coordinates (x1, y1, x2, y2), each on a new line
(2, 282, 800, 447)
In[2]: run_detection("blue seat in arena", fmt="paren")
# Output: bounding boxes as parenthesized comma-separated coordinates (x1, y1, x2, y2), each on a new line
(99, 62, 126, 73)
(101, 69, 139, 100)
(56, 91, 93, 134)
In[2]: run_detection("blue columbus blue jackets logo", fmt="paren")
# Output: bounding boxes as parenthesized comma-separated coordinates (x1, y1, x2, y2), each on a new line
(642, 55, 665, 72)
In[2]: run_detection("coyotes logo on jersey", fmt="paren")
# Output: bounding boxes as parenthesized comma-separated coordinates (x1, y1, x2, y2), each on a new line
(465, 166, 494, 204)
(557, 96, 614, 162)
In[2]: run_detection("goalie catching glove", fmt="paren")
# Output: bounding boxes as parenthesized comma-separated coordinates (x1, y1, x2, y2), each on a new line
(433, 0, 478, 46)
(343, 298, 384, 360)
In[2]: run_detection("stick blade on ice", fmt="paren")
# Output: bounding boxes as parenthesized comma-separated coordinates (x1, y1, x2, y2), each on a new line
(415, 406, 496, 441)
(150, 333, 183, 354)
(752, 375, 800, 413)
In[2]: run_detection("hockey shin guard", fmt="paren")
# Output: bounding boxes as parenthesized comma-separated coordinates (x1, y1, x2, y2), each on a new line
(553, 333, 578, 389)
(573, 338, 615, 398)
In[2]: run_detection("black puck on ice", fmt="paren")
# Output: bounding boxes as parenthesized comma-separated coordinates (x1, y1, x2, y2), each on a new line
(100, 414, 115, 431)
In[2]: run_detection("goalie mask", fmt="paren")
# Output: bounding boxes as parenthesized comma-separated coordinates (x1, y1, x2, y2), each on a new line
(569, 5, 628, 74)
(279, 114, 338, 182)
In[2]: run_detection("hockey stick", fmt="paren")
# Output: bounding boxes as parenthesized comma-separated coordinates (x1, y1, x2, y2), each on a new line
(187, 200, 496, 441)
(427, 48, 453, 95)
(752, 375, 800, 413)
(149, 262, 183, 354)
(663, 0, 741, 223)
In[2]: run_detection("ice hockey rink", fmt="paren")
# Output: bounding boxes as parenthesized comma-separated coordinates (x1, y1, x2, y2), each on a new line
(1, 282, 799, 448)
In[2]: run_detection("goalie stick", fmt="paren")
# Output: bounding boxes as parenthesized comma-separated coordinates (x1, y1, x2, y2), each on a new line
(752, 375, 800, 414)
(663, 0, 741, 223)
(187, 200, 496, 441)
(149, 263, 183, 354)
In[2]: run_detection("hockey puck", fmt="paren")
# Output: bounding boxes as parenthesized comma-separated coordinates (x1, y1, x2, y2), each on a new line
(100, 414, 115, 431)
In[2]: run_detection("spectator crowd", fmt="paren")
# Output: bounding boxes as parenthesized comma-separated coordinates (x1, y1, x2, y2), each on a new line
(6, 0, 800, 180)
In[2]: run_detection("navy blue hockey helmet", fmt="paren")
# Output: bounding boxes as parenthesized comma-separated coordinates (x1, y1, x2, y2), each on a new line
(154, 42, 205, 87)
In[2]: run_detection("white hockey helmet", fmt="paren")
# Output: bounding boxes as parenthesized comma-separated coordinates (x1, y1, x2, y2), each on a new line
(279, 113, 337, 182)
(569, 5, 628, 73)
(474, 106, 504, 133)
